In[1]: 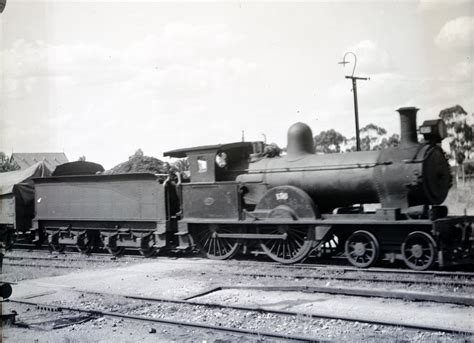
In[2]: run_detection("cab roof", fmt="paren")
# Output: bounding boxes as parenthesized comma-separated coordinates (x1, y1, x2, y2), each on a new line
(163, 142, 254, 158)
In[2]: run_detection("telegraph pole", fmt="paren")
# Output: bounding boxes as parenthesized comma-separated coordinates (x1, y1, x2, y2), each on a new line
(338, 52, 369, 151)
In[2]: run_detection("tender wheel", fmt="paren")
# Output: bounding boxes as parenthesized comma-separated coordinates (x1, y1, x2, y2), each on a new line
(139, 235, 157, 258)
(192, 224, 241, 260)
(107, 246, 124, 257)
(100, 233, 124, 257)
(49, 241, 66, 252)
(259, 225, 313, 264)
(76, 233, 92, 254)
(4, 231, 14, 251)
(401, 231, 437, 271)
(48, 233, 66, 252)
(345, 230, 379, 268)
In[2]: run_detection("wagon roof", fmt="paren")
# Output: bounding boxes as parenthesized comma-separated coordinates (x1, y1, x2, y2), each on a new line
(163, 142, 254, 158)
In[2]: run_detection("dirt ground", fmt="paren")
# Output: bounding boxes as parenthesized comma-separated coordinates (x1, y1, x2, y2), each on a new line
(2, 252, 473, 342)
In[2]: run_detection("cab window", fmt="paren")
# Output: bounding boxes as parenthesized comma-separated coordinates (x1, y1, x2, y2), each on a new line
(197, 156, 207, 173)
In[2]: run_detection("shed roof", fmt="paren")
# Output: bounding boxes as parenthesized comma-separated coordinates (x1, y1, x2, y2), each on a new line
(11, 152, 68, 171)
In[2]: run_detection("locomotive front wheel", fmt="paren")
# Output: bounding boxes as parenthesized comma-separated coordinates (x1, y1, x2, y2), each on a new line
(401, 231, 437, 271)
(259, 225, 313, 264)
(344, 230, 379, 268)
(192, 224, 241, 260)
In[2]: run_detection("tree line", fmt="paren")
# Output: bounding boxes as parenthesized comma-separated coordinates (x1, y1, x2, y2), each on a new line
(313, 105, 472, 170)
(313, 124, 400, 153)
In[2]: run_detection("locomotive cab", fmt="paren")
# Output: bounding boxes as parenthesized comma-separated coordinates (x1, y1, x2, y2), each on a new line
(164, 142, 257, 183)
(164, 142, 263, 221)
(164, 142, 263, 251)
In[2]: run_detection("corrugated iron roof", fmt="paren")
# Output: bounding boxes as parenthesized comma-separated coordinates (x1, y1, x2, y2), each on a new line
(11, 153, 68, 171)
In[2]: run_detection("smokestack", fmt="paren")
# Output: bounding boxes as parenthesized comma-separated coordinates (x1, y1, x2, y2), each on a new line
(397, 107, 419, 147)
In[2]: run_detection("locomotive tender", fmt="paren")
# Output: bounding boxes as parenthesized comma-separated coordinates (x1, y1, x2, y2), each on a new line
(23, 107, 474, 270)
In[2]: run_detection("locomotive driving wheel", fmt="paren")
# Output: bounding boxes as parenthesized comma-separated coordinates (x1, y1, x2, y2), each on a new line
(192, 224, 241, 260)
(344, 230, 379, 268)
(401, 231, 437, 271)
(259, 225, 313, 264)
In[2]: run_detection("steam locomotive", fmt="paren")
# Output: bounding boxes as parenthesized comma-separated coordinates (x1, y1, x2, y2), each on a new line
(4, 107, 474, 270)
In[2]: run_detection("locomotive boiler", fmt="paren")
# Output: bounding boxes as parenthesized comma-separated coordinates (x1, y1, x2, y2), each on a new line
(237, 107, 451, 212)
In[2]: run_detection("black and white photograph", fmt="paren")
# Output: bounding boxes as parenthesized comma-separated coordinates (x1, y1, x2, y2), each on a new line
(0, 0, 473, 341)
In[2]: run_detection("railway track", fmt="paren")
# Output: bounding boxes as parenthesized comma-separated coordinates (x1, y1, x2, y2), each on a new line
(8, 286, 474, 336)
(4, 250, 473, 339)
(2, 262, 79, 270)
(4, 254, 136, 264)
(225, 271, 474, 288)
(5, 251, 473, 283)
(8, 243, 474, 276)
(274, 262, 474, 277)
(205, 285, 474, 306)
(8, 298, 321, 342)
(2, 253, 138, 270)
(6, 250, 473, 273)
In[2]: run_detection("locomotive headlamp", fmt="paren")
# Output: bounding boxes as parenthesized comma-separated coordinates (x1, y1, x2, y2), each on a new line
(420, 119, 447, 143)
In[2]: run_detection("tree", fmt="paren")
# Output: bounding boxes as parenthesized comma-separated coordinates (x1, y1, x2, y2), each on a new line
(374, 133, 400, 150)
(78, 156, 86, 161)
(171, 158, 190, 173)
(314, 129, 347, 153)
(439, 105, 473, 166)
(0, 152, 20, 172)
(359, 124, 387, 151)
(129, 149, 144, 160)
(106, 149, 165, 174)
(344, 124, 399, 152)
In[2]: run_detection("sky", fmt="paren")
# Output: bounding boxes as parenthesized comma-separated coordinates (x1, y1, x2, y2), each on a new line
(0, 0, 473, 169)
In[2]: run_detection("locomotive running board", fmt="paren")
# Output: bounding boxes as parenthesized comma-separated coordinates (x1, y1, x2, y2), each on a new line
(182, 217, 434, 225)
(216, 233, 288, 240)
